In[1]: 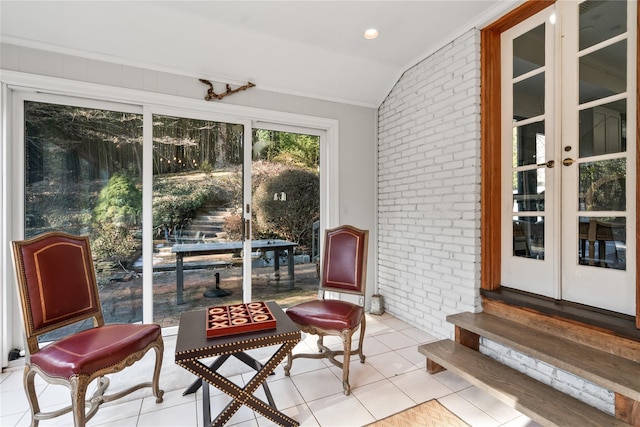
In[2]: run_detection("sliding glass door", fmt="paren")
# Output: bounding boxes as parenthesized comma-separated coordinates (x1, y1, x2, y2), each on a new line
(249, 128, 320, 309)
(150, 113, 246, 326)
(14, 94, 322, 329)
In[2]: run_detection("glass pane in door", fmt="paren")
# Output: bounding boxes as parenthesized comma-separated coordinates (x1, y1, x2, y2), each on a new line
(578, 216, 626, 269)
(579, 100, 626, 157)
(250, 129, 320, 308)
(513, 24, 545, 78)
(151, 115, 244, 326)
(24, 100, 143, 336)
(513, 73, 545, 120)
(513, 121, 546, 166)
(579, 0, 627, 50)
(513, 220, 544, 259)
(578, 158, 626, 212)
(512, 169, 546, 212)
(579, 40, 627, 104)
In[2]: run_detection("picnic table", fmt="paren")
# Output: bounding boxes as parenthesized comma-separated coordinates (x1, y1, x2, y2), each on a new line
(171, 239, 298, 304)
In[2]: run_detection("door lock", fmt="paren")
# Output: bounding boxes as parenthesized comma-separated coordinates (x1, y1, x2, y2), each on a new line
(562, 158, 575, 166)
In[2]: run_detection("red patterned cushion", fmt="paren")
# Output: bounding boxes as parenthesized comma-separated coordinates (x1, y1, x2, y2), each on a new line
(287, 300, 363, 331)
(30, 324, 160, 379)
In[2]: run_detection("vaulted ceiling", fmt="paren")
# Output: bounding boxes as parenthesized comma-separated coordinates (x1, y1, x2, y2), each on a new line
(0, 1, 516, 107)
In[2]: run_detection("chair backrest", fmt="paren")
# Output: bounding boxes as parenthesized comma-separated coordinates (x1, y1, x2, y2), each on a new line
(320, 225, 368, 296)
(12, 231, 105, 354)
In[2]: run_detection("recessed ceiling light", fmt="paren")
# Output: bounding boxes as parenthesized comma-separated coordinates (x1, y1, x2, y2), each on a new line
(364, 29, 379, 40)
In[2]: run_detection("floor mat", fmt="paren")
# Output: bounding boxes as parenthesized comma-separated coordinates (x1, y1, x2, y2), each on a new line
(366, 399, 469, 427)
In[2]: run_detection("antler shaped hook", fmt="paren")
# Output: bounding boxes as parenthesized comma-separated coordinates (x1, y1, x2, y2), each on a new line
(199, 79, 256, 101)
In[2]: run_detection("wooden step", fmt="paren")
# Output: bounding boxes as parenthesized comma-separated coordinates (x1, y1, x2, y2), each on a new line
(447, 312, 640, 402)
(419, 340, 629, 427)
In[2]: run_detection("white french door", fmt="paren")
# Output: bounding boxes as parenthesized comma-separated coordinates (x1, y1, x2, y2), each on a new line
(560, 0, 636, 314)
(501, 6, 559, 298)
(501, 0, 637, 315)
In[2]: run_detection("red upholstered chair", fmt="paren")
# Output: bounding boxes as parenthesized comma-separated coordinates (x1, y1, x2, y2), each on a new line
(284, 225, 368, 395)
(11, 231, 164, 426)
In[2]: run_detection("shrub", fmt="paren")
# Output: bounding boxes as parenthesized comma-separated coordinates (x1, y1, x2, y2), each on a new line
(91, 222, 139, 263)
(223, 213, 243, 240)
(253, 168, 319, 248)
(93, 173, 142, 227)
(200, 159, 213, 174)
(91, 173, 142, 261)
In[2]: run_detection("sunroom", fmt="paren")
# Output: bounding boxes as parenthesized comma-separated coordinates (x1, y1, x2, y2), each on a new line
(1, 1, 638, 426)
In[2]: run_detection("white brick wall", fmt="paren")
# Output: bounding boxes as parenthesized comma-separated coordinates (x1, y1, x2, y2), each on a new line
(378, 29, 482, 339)
(377, 28, 614, 412)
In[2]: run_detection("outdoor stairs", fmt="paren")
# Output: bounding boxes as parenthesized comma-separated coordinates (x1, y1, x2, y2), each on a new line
(174, 205, 235, 243)
(418, 311, 640, 426)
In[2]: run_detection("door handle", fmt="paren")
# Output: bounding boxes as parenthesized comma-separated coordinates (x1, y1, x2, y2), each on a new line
(537, 160, 555, 168)
(242, 219, 250, 241)
(562, 158, 575, 166)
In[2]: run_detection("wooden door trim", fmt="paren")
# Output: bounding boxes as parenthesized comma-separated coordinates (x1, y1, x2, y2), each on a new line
(636, 1, 640, 328)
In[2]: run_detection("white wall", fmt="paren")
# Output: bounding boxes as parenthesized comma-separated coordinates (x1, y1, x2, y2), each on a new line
(377, 29, 482, 339)
(0, 42, 377, 360)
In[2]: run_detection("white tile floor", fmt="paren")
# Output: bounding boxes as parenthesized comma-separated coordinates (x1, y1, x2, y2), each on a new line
(0, 313, 541, 427)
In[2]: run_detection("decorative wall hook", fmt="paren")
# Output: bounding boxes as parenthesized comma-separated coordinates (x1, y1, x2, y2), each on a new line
(199, 79, 256, 101)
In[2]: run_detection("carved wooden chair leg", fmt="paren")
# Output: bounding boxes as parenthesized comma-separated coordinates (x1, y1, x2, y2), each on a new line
(342, 331, 353, 395)
(85, 376, 110, 421)
(23, 369, 40, 427)
(357, 315, 367, 363)
(152, 341, 165, 403)
(70, 376, 90, 426)
(93, 376, 110, 399)
(284, 350, 293, 377)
